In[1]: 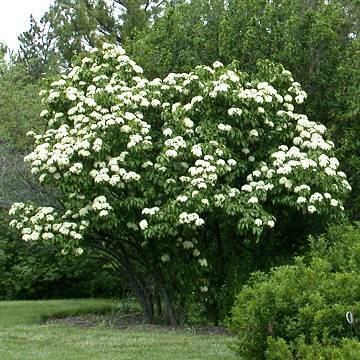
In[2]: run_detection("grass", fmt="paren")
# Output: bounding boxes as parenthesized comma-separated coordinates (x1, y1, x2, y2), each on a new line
(0, 299, 237, 359)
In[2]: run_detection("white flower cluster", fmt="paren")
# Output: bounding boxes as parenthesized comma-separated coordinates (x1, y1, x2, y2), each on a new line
(239, 138, 349, 216)
(163, 136, 187, 158)
(139, 219, 148, 230)
(9, 203, 87, 242)
(9, 42, 350, 272)
(184, 155, 231, 191)
(291, 114, 333, 151)
(179, 212, 205, 226)
(142, 207, 160, 216)
(92, 196, 112, 217)
(228, 107, 243, 117)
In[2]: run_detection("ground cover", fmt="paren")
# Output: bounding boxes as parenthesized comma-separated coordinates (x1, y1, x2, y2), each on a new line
(0, 299, 237, 359)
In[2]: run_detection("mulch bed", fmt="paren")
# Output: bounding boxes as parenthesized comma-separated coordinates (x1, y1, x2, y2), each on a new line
(44, 312, 233, 336)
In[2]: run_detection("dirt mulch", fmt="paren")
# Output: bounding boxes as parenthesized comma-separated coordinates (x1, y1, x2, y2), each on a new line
(44, 312, 233, 336)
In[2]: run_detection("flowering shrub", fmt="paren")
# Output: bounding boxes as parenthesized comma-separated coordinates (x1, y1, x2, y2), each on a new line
(9, 43, 350, 324)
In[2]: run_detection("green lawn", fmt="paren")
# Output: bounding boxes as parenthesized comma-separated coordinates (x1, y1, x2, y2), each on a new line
(0, 299, 237, 359)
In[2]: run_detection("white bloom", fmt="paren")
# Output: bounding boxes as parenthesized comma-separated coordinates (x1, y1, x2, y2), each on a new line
(142, 207, 160, 216)
(193, 249, 200, 257)
(75, 248, 84, 255)
(121, 125, 132, 133)
(163, 128, 173, 137)
(218, 123, 232, 132)
(330, 199, 339, 207)
(284, 180, 292, 189)
(228, 107, 242, 116)
(267, 220, 275, 228)
(93, 138, 103, 152)
(254, 218, 263, 226)
(99, 210, 109, 217)
(297, 196, 307, 204)
(42, 232, 54, 240)
(26, 130, 36, 137)
(309, 192, 323, 203)
(241, 184, 253, 192)
(214, 83, 229, 92)
(123, 171, 141, 182)
(325, 167, 336, 176)
(195, 218, 205, 226)
(191, 144, 202, 157)
(212, 61, 223, 68)
(228, 188, 239, 198)
(294, 184, 311, 193)
(142, 161, 153, 168)
(69, 163, 83, 174)
(284, 94, 293, 102)
(183, 118, 194, 128)
(285, 103, 294, 112)
(176, 195, 188, 203)
(82, 57, 93, 64)
(151, 99, 161, 107)
(65, 87, 78, 101)
(248, 196, 258, 204)
(139, 219, 148, 230)
(40, 110, 49, 117)
(133, 64, 143, 74)
(191, 96, 203, 104)
(199, 258, 208, 267)
(308, 205, 317, 213)
(165, 149, 178, 158)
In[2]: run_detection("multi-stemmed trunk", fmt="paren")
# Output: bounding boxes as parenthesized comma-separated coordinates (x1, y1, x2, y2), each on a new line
(89, 232, 186, 325)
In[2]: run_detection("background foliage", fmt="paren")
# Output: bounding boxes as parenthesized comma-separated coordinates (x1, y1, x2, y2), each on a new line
(0, 208, 123, 299)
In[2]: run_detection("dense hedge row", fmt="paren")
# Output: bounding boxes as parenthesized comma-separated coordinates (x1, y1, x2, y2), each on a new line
(230, 225, 360, 359)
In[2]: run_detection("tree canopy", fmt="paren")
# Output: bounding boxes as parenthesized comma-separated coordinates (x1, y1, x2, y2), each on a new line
(9, 43, 350, 323)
